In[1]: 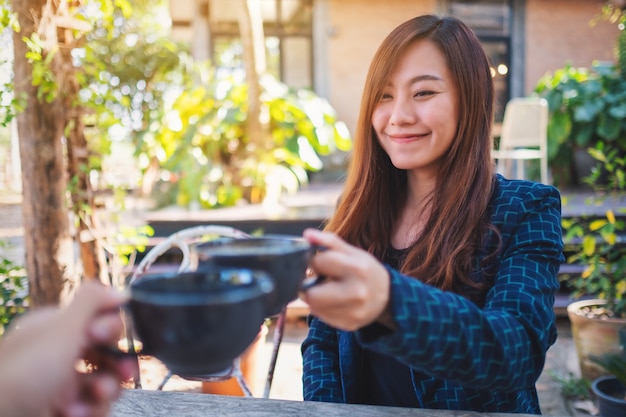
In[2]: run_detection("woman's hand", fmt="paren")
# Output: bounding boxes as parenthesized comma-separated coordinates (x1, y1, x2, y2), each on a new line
(300, 228, 392, 331)
(0, 281, 137, 417)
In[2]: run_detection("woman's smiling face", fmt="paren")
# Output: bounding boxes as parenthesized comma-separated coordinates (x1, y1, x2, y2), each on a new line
(372, 38, 459, 175)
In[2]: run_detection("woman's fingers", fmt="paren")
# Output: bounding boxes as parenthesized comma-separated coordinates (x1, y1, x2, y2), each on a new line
(303, 228, 361, 277)
(303, 228, 353, 253)
(301, 229, 391, 331)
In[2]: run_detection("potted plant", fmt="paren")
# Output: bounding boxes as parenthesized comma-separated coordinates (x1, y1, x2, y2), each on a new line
(563, 207, 626, 382)
(534, 61, 626, 189)
(589, 327, 626, 416)
(535, 4, 626, 189)
(561, 132, 626, 381)
(562, 140, 626, 383)
(559, 70, 626, 379)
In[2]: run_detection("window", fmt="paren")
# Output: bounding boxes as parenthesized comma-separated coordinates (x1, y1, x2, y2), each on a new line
(207, 0, 313, 89)
(448, 0, 512, 121)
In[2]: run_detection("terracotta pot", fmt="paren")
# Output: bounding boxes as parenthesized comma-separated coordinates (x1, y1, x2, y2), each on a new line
(567, 299, 626, 381)
(592, 375, 626, 417)
(201, 323, 268, 396)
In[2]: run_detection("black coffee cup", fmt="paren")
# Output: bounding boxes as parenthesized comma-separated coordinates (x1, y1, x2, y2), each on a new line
(125, 268, 273, 376)
(193, 236, 324, 317)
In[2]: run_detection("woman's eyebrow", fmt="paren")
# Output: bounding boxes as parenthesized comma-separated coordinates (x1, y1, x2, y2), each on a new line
(384, 74, 444, 89)
(409, 74, 443, 83)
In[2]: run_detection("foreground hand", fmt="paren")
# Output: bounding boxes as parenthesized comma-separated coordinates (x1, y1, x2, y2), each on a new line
(300, 228, 391, 331)
(0, 281, 136, 417)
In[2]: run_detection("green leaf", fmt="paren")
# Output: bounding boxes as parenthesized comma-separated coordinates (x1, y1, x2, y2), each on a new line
(608, 102, 626, 119)
(543, 88, 564, 111)
(215, 184, 243, 207)
(587, 147, 609, 163)
(582, 235, 596, 257)
(590, 219, 608, 231)
(334, 121, 353, 152)
(547, 110, 572, 146)
(573, 123, 595, 147)
(597, 113, 621, 140)
(297, 136, 324, 171)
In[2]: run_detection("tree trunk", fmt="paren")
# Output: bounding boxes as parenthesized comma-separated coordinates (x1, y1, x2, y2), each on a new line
(66, 115, 106, 283)
(236, 0, 269, 202)
(237, 0, 266, 151)
(59, 21, 106, 285)
(11, 0, 78, 306)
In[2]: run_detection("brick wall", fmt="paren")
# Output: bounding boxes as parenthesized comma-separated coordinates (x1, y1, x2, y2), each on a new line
(525, 0, 619, 94)
(323, 0, 619, 135)
(325, 0, 437, 134)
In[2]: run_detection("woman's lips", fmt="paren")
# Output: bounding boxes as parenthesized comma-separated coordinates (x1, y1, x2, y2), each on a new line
(388, 132, 429, 142)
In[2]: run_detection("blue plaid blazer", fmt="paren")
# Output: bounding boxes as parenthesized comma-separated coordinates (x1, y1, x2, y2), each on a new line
(301, 176, 564, 414)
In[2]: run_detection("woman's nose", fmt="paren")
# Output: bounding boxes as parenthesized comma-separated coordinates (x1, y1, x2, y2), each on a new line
(389, 98, 416, 126)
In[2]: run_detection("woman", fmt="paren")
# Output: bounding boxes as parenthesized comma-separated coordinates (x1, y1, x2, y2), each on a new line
(300, 15, 564, 414)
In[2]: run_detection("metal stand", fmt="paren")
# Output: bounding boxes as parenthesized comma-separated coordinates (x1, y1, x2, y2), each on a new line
(157, 357, 253, 397)
(263, 306, 287, 398)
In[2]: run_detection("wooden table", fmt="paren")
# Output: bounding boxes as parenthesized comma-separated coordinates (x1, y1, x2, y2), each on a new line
(111, 389, 558, 417)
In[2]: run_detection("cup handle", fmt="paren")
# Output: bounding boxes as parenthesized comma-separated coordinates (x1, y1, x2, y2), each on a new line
(300, 244, 328, 291)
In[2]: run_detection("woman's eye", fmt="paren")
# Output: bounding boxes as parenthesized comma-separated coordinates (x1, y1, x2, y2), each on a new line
(380, 93, 393, 100)
(414, 90, 435, 98)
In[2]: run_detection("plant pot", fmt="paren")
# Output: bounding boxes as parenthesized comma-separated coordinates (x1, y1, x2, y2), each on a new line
(592, 375, 626, 417)
(567, 299, 626, 381)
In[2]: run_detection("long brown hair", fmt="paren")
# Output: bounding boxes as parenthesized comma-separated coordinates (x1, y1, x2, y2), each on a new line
(325, 15, 496, 294)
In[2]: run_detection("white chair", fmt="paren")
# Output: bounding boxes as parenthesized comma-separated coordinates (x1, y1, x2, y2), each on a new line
(491, 97, 550, 184)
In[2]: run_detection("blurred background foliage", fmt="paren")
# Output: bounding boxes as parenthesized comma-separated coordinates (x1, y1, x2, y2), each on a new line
(0, 241, 27, 335)
(153, 67, 351, 208)
(77, 0, 351, 208)
(1, 0, 351, 208)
